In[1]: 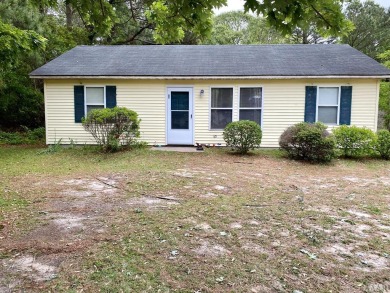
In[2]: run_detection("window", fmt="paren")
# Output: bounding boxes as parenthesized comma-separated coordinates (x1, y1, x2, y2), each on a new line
(239, 87, 262, 125)
(317, 87, 339, 125)
(85, 87, 105, 115)
(210, 88, 233, 129)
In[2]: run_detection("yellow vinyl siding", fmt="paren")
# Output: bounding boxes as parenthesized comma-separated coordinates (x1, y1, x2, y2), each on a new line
(44, 78, 379, 147)
(45, 79, 166, 145)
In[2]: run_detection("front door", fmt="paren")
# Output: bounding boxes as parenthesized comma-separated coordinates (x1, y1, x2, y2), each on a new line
(167, 87, 193, 145)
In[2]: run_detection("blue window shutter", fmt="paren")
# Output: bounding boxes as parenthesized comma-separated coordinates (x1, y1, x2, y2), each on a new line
(74, 85, 84, 123)
(340, 86, 352, 125)
(106, 86, 117, 108)
(305, 86, 317, 123)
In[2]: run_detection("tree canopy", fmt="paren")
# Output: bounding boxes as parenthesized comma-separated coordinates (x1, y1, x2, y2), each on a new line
(342, 0, 390, 60)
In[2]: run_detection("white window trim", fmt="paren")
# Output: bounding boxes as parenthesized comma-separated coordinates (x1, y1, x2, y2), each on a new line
(316, 86, 341, 126)
(84, 85, 106, 116)
(209, 86, 234, 130)
(239, 86, 263, 127)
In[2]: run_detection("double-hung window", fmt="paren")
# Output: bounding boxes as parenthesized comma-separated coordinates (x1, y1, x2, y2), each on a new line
(317, 87, 339, 125)
(239, 87, 262, 125)
(85, 86, 105, 115)
(210, 88, 233, 129)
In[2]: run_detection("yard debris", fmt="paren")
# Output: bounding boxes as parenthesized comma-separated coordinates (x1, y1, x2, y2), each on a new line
(243, 204, 270, 208)
(341, 218, 355, 225)
(214, 185, 226, 190)
(229, 222, 242, 229)
(95, 177, 120, 189)
(300, 249, 317, 260)
(154, 196, 182, 202)
(170, 250, 179, 256)
(216, 276, 224, 283)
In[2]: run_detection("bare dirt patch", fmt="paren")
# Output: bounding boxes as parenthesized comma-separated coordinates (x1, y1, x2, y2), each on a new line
(193, 240, 231, 257)
(3, 255, 58, 282)
(0, 173, 184, 290)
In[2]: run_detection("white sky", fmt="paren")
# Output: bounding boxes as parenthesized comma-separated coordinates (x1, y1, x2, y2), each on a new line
(214, 0, 389, 14)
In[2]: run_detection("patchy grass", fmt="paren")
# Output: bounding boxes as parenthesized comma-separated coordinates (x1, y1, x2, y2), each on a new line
(0, 146, 390, 292)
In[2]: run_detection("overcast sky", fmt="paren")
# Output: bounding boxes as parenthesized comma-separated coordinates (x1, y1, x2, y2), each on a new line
(215, 0, 389, 14)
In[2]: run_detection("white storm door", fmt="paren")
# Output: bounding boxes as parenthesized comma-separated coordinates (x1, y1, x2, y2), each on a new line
(167, 88, 193, 145)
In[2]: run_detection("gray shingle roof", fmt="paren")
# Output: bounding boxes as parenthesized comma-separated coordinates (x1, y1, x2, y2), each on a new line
(30, 44, 390, 77)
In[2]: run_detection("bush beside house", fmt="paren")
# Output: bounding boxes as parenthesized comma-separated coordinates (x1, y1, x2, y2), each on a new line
(333, 125, 376, 158)
(278, 123, 390, 163)
(279, 122, 336, 162)
(376, 129, 390, 160)
(223, 120, 262, 154)
(82, 107, 141, 152)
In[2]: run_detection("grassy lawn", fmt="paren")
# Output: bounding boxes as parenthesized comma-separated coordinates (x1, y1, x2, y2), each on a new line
(0, 145, 390, 292)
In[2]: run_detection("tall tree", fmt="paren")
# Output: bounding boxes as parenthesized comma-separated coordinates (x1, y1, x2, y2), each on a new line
(378, 50, 390, 130)
(0, 0, 87, 129)
(342, 0, 390, 60)
(206, 11, 286, 45)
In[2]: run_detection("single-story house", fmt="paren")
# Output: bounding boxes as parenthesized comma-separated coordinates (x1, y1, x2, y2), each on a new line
(30, 44, 390, 147)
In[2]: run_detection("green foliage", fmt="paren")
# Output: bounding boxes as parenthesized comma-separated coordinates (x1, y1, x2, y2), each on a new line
(145, 0, 226, 44)
(0, 10, 46, 128)
(379, 81, 390, 130)
(0, 0, 86, 129)
(0, 69, 45, 128)
(378, 51, 390, 130)
(342, 0, 390, 60)
(244, 0, 352, 38)
(333, 125, 376, 158)
(279, 122, 336, 163)
(82, 107, 141, 152)
(223, 120, 262, 154)
(379, 50, 390, 69)
(30, 0, 116, 43)
(0, 20, 46, 67)
(207, 11, 286, 45)
(0, 127, 45, 145)
(376, 130, 390, 160)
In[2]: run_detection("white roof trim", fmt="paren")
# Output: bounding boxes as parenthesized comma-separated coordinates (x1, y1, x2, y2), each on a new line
(30, 75, 390, 80)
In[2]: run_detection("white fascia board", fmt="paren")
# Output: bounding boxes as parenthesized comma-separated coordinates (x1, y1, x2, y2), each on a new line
(30, 75, 390, 80)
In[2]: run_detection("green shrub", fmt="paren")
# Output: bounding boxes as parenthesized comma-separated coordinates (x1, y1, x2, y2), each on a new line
(0, 131, 24, 144)
(279, 122, 336, 163)
(333, 125, 376, 158)
(376, 129, 390, 160)
(27, 127, 45, 141)
(223, 120, 262, 154)
(82, 107, 141, 152)
(0, 127, 45, 145)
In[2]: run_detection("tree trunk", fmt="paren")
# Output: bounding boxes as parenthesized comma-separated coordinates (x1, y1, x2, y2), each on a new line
(66, 2, 73, 28)
(302, 30, 309, 44)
